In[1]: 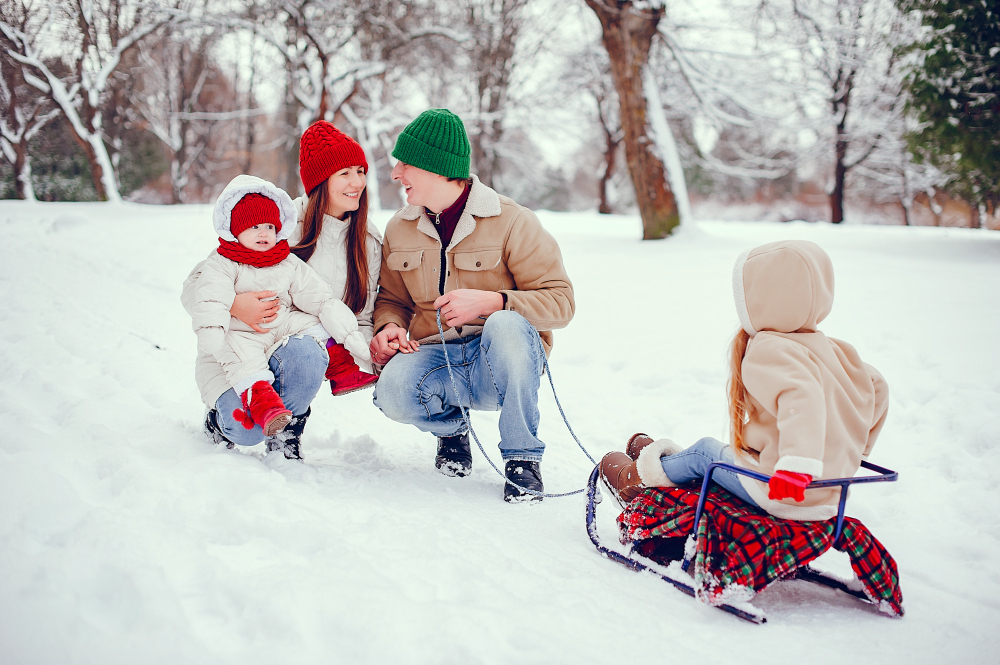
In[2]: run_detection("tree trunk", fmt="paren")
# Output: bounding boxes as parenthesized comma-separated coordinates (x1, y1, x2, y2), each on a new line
(12, 140, 35, 200)
(283, 55, 301, 196)
(831, 134, 846, 224)
(598, 126, 619, 214)
(584, 1, 679, 239)
(68, 127, 109, 201)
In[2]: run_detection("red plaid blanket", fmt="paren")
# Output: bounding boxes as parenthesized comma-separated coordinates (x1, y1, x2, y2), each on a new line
(618, 485, 903, 617)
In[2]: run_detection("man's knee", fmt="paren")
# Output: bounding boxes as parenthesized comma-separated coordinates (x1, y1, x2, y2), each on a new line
(483, 310, 533, 340)
(483, 311, 539, 355)
(372, 357, 420, 421)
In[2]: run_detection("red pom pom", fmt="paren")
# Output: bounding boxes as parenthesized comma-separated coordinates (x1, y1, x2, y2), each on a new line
(233, 408, 254, 429)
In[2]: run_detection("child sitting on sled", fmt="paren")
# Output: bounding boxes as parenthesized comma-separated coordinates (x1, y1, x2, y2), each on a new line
(601, 239, 889, 521)
(191, 175, 375, 438)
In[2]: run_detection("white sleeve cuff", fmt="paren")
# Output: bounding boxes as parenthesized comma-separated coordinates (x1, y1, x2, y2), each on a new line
(302, 323, 331, 344)
(774, 455, 823, 478)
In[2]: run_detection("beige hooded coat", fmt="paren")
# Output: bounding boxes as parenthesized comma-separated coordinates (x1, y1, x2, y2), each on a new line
(731, 240, 889, 520)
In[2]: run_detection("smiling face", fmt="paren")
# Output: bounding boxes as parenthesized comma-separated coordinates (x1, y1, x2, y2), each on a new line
(325, 165, 367, 219)
(236, 224, 277, 252)
(390, 161, 456, 212)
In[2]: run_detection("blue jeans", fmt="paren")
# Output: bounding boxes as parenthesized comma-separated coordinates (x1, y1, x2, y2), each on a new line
(661, 437, 760, 507)
(214, 335, 328, 446)
(373, 311, 546, 462)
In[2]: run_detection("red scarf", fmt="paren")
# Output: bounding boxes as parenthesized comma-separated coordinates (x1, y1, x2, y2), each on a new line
(217, 238, 291, 267)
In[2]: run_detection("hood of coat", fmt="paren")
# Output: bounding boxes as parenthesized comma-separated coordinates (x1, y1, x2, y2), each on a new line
(213, 174, 297, 242)
(732, 240, 835, 336)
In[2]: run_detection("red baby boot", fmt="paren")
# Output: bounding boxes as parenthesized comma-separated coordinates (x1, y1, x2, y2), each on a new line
(233, 380, 292, 437)
(325, 340, 378, 396)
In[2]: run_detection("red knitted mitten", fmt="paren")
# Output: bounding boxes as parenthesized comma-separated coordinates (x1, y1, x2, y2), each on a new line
(768, 470, 813, 502)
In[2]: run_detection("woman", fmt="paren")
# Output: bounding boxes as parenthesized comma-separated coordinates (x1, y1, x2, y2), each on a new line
(183, 121, 381, 459)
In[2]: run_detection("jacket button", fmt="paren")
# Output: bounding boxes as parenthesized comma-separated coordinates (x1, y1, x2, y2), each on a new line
(476, 261, 481, 267)
(403, 262, 408, 267)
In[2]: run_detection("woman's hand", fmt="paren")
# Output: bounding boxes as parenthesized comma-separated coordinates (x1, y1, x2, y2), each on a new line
(370, 323, 418, 364)
(230, 291, 279, 333)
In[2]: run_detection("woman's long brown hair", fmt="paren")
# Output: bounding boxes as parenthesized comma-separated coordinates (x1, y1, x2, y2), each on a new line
(291, 181, 370, 314)
(728, 327, 752, 454)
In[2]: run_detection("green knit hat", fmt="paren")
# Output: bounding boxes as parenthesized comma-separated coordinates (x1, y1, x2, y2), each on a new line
(392, 109, 470, 179)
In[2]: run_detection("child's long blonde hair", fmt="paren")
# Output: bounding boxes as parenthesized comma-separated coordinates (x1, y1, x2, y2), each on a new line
(727, 327, 752, 454)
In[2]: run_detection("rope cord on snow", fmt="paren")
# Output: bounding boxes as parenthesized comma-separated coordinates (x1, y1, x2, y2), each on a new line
(435, 309, 596, 498)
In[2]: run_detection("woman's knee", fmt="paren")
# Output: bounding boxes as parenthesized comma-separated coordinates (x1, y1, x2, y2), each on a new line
(271, 336, 327, 388)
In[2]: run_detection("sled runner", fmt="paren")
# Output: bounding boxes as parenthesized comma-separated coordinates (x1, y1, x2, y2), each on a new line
(586, 460, 903, 624)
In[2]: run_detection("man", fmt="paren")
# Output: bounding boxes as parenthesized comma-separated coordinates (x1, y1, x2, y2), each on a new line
(370, 108, 575, 502)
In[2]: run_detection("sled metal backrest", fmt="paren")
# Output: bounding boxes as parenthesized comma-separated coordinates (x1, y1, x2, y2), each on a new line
(689, 460, 899, 551)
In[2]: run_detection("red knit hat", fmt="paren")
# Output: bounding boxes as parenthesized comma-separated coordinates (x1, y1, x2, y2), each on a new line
(230, 193, 282, 238)
(299, 121, 368, 194)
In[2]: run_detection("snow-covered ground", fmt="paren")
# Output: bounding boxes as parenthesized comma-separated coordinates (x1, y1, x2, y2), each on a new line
(1, 200, 998, 664)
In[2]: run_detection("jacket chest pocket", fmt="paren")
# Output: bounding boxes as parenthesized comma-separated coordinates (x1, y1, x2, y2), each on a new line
(386, 249, 433, 302)
(452, 249, 505, 291)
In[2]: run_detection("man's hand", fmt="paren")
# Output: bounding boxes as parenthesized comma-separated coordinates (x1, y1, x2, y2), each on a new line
(231, 291, 280, 333)
(370, 323, 418, 364)
(434, 289, 504, 328)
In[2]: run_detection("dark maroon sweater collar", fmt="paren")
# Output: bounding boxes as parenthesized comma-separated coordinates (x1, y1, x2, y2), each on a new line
(425, 180, 471, 248)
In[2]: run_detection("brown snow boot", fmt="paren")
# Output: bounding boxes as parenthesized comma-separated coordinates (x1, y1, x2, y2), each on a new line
(599, 451, 645, 509)
(626, 433, 655, 460)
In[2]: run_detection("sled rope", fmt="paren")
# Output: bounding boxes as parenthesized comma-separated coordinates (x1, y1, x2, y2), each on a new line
(436, 309, 596, 498)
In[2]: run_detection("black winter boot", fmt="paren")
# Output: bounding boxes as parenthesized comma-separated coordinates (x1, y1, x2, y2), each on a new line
(503, 460, 544, 503)
(204, 409, 235, 449)
(435, 432, 472, 477)
(267, 407, 310, 460)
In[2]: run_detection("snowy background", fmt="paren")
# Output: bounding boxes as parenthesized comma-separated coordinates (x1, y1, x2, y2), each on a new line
(1, 201, 998, 663)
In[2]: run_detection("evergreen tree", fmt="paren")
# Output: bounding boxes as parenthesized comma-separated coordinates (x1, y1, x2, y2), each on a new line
(899, 0, 1000, 216)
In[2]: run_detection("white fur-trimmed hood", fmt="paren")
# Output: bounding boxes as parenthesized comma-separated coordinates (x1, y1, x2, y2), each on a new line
(213, 175, 297, 242)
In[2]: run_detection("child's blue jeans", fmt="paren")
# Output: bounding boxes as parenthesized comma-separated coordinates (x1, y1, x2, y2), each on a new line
(661, 437, 760, 507)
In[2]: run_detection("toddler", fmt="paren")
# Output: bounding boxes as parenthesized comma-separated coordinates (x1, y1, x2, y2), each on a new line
(192, 175, 372, 437)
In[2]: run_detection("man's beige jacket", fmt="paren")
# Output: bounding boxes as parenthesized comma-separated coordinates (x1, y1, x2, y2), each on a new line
(374, 175, 574, 354)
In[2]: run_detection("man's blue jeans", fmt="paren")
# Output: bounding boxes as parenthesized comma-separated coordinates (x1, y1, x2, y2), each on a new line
(373, 311, 546, 462)
(660, 437, 760, 507)
(214, 335, 327, 446)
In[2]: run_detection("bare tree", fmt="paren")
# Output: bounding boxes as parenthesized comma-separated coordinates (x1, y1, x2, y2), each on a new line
(1, 0, 175, 201)
(0, 1, 58, 199)
(462, 0, 530, 188)
(224, 0, 462, 196)
(131, 21, 242, 203)
(764, 0, 909, 223)
(582, 0, 679, 238)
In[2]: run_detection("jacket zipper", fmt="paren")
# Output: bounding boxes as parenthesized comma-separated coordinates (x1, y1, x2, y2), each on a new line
(433, 211, 447, 295)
